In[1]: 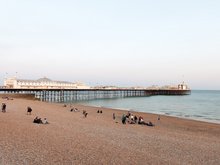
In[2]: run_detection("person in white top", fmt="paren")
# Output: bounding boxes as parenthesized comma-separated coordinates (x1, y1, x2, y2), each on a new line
(42, 118, 49, 124)
(130, 114, 134, 121)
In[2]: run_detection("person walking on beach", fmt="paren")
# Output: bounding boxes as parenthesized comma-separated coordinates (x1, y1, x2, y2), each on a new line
(27, 106, 32, 115)
(158, 115, 160, 121)
(113, 113, 116, 120)
(2, 103, 6, 113)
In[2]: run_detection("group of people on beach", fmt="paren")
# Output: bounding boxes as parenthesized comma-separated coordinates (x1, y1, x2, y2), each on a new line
(2, 100, 154, 127)
(25, 106, 49, 124)
(33, 116, 49, 124)
(65, 104, 154, 126)
(70, 107, 79, 112)
(1, 101, 49, 125)
(68, 105, 87, 117)
(2, 96, 13, 100)
(97, 110, 102, 113)
(67, 105, 89, 118)
(119, 111, 154, 126)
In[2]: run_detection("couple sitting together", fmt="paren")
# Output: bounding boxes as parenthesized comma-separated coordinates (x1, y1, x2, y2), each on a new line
(33, 116, 49, 124)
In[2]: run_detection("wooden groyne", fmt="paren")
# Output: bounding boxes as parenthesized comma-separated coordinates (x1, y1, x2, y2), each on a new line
(0, 88, 191, 102)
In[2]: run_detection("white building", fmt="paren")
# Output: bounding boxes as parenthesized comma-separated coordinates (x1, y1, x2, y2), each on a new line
(4, 77, 90, 89)
(178, 82, 189, 90)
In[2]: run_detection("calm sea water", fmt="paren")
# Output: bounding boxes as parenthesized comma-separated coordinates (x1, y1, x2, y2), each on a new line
(71, 90, 220, 124)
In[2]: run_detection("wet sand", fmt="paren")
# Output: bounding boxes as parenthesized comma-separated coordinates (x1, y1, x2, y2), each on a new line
(0, 96, 220, 165)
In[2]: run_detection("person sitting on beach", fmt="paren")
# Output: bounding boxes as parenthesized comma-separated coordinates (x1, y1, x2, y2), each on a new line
(2, 96, 9, 100)
(138, 116, 154, 126)
(33, 116, 39, 123)
(70, 108, 73, 112)
(100, 110, 102, 113)
(83, 110, 88, 118)
(126, 111, 131, 118)
(27, 106, 32, 115)
(130, 114, 134, 121)
(121, 114, 126, 124)
(38, 118, 43, 124)
(147, 121, 154, 126)
(134, 115, 138, 123)
(42, 118, 49, 124)
(128, 120, 136, 124)
(138, 116, 144, 124)
(33, 116, 43, 124)
(97, 110, 99, 113)
(85, 112, 88, 117)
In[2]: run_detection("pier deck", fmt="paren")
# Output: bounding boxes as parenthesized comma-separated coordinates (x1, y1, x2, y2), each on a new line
(0, 88, 191, 102)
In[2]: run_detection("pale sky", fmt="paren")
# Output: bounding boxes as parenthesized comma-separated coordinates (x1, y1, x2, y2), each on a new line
(1, 0, 220, 89)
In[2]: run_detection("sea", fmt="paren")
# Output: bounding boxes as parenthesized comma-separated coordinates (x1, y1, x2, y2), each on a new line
(70, 90, 220, 124)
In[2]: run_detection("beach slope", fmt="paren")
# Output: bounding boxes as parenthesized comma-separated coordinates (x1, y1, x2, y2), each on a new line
(0, 96, 220, 165)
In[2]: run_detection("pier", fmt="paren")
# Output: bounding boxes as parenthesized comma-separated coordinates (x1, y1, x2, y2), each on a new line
(0, 88, 191, 103)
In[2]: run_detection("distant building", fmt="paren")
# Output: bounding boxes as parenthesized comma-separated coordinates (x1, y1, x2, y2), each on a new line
(147, 83, 189, 90)
(4, 77, 90, 89)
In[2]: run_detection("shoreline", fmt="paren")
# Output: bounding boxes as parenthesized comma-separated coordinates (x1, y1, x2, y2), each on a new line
(1, 96, 220, 164)
(76, 103, 220, 125)
(1, 92, 220, 126)
(1, 93, 220, 125)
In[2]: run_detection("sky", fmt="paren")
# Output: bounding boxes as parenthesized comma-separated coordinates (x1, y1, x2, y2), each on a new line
(0, 0, 220, 89)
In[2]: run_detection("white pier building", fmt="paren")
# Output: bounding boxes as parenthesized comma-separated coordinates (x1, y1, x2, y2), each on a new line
(4, 77, 90, 89)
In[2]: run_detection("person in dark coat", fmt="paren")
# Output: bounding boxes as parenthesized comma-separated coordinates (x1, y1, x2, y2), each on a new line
(121, 114, 126, 124)
(113, 113, 116, 120)
(27, 106, 32, 115)
(2, 103, 6, 113)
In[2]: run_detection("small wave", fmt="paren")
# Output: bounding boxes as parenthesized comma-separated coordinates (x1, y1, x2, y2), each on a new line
(193, 115, 204, 118)
(177, 114, 184, 117)
(204, 117, 217, 120)
(204, 117, 220, 121)
(81, 104, 102, 108)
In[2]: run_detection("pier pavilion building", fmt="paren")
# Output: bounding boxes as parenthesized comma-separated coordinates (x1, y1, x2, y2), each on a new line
(4, 77, 90, 89)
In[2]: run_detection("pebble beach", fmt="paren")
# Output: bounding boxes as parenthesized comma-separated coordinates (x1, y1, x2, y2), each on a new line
(1, 95, 220, 165)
